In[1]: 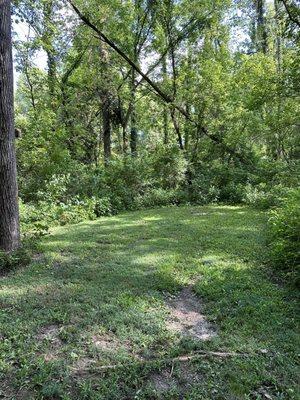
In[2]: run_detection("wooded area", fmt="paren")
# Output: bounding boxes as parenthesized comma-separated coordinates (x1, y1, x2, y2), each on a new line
(0, 0, 299, 251)
(0, 0, 299, 399)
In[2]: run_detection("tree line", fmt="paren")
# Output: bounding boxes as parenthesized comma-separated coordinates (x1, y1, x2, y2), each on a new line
(0, 0, 299, 252)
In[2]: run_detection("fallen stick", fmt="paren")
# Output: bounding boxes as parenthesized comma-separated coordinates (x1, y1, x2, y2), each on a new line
(72, 350, 248, 373)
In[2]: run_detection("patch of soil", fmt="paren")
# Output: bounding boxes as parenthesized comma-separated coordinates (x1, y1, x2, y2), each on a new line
(177, 364, 204, 393)
(149, 364, 203, 396)
(166, 287, 216, 341)
(91, 332, 145, 359)
(72, 357, 97, 378)
(36, 324, 62, 361)
(149, 369, 177, 394)
(36, 324, 61, 343)
(91, 333, 122, 351)
(0, 379, 33, 399)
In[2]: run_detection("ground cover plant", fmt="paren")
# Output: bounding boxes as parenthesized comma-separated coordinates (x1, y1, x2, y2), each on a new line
(0, 206, 299, 399)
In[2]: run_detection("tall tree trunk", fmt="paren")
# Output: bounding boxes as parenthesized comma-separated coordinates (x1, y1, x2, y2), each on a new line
(43, 1, 57, 101)
(274, 0, 284, 160)
(0, 1, 20, 252)
(102, 95, 111, 165)
(255, 0, 268, 53)
(130, 67, 137, 156)
(169, 41, 183, 150)
(46, 49, 57, 98)
(274, 0, 282, 73)
(162, 56, 169, 145)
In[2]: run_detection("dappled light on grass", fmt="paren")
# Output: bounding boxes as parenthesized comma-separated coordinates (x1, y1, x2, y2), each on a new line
(0, 206, 298, 399)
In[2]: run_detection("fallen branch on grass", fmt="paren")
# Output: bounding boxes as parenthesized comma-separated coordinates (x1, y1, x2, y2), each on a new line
(72, 350, 249, 374)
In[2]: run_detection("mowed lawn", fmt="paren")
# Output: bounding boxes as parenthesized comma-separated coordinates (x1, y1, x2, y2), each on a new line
(0, 206, 299, 399)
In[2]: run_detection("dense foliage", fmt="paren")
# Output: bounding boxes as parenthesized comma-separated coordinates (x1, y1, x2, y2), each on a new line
(268, 189, 300, 285)
(11, 0, 299, 277)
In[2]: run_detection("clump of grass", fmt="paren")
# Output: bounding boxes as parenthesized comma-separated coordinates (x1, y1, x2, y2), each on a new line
(0, 246, 32, 274)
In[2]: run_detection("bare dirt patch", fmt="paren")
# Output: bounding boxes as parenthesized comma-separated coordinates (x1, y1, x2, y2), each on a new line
(36, 324, 62, 361)
(149, 363, 203, 396)
(91, 333, 122, 351)
(32, 253, 44, 263)
(72, 357, 97, 378)
(166, 287, 216, 341)
(36, 324, 61, 342)
(0, 378, 33, 399)
(149, 368, 177, 394)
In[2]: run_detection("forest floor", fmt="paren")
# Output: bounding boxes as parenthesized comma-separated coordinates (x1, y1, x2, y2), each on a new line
(0, 206, 299, 400)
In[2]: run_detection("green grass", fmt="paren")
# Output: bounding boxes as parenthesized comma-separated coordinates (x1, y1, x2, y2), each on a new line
(0, 205, 299, 399)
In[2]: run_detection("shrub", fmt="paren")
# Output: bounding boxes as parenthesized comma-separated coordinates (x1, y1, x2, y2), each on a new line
(219, 182, 245, 204)
(19, 199, 50, 237)
(150, 145, 187, 189)
(0, 246, 32, 274)
(243, 183, 290, 209)
(268, 189, 300, 285)
(94, 197, 113, 217)
(186, 174, 220, 205)
(135, 188, 181, 209)
(20, 197, 104, 232)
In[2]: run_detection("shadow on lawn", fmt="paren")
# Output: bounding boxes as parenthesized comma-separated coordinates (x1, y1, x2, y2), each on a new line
(1, 206, 298, 399)
(1, 206, 268, 332)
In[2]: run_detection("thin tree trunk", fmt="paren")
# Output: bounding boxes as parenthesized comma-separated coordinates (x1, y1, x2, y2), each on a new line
(102, 95, 111, 165)
(0, 1, 20, 252)
(130, 67, 137, 156)
(274, 0, 284, 160)
(43, 1, 57, 100)
(255, 0, 268, 53)
(169, 42, 183, 150)
(46, 49, 56, 98)
(274, 0, 282, 73)
(98, 44, 112, 165)
(162, 56, 169, 145)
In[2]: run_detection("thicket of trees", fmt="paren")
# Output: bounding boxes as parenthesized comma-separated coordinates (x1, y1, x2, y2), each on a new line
(0, 1, 299, 257)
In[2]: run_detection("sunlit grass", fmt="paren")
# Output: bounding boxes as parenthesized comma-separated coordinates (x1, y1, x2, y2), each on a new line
(0, 205, 298, 399)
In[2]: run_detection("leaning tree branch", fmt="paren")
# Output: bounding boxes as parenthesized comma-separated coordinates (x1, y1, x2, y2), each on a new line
(66, 0, 250, 164)
(280, 0, 300, 28)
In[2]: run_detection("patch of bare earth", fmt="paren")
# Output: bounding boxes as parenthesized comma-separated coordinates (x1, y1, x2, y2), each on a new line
(71, 357, 97, 378)
(0, 379, 33, 399)
(166, 287, 216, 341)
(149, 369, 177, 394)
(91, 333, 126, 352)
(149, 364, 203, 396)
(72, 332, 140, 377)
(36, 324, 62, 362)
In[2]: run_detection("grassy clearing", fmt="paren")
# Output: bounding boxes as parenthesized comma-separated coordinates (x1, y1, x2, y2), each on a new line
(0, 205, 299, 399)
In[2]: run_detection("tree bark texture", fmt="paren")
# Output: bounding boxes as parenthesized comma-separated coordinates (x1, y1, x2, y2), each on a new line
(0, 0, 20, 252)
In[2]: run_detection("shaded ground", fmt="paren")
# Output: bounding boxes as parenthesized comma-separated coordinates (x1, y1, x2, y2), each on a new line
(0, 205, 299, 399)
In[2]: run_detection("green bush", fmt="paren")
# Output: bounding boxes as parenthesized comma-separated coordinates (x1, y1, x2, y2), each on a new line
(20, 197, 103, 232)
(0, 246, 32, 274)
(268, 189, 300, 285)
(150, 145, 187, 189)
(219, 182, 245, 204)
(19, 200, 50, 237)
(135, 188, 181, 209)
(187, 175, 220, 204)
(94, 197, 113, 217)
(243, 183, 290, 209)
